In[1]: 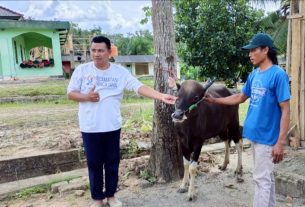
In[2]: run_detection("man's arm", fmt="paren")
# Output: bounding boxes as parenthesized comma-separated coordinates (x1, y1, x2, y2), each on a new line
(272, 100, 290, 163)
(68, 86, 99, 103)
(206, 93, 248, 105)
(138, 85, 177, 105)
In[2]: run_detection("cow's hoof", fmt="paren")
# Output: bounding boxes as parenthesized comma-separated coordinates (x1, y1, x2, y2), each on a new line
(177, 188, 187, 193)
(236, 174, 244, 183)
(234, 167, 243, 176)
(218, 165, 227, 171)
(187, 195, 196, 201)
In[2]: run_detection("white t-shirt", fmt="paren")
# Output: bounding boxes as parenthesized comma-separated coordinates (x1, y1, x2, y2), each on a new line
(67, 62, 143, 133)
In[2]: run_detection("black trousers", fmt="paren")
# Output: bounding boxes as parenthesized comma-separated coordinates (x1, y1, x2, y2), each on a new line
(82, 129, 121, 200)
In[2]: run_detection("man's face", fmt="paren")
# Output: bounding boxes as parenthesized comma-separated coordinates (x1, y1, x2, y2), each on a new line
(90, 42, 111, 64)
(249, 47, 268, 66)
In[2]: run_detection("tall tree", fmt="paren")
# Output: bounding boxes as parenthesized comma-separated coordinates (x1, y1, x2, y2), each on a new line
(258, 0, 290, 55)
(114, 31, 154, 55)
(174, 0, 264, 86)
(148, 0, 183, 182)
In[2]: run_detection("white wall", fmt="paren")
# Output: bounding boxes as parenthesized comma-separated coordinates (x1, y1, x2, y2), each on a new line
(115, 61, 180, 78)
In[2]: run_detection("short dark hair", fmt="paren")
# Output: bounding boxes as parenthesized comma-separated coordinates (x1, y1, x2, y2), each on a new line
(91, 36, 111, 50)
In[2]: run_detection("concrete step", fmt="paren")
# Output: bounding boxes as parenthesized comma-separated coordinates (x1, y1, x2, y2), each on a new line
(0, 140, 251, 201)
(0, 168, 87, 200)
(0, 149, 85, 184)
(274, 149, 305, 198)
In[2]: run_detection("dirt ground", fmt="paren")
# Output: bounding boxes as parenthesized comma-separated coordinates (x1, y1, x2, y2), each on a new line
(0, 102, 152, 159)
(2, 149, 305, 207)
(1, 80, 304, 207)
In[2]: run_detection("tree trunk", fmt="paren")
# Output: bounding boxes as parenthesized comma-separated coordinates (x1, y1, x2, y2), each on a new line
(148, 0, 183, 182)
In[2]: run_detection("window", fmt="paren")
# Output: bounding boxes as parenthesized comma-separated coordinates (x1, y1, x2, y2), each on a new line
(14, 41, 18, 63)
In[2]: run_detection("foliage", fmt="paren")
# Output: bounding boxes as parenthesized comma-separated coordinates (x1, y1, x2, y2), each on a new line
(260, 12, 287, 55)
(174, 0, 265, 86)
(258, 0, 290, 55)
(114, 30, 154, 55)
(140, 169, 157, 183)
(180, 62, 204, 81)
(140, 6, 152, 25)
(69, 23, 154, 56)
(127, 137, 139, 155)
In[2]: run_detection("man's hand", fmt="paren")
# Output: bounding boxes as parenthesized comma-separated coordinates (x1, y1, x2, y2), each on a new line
(205, 93, 216, 104)
(87, 86, 100, 102)
(272, 142, 285, 164)
(161, 93, 177, 105)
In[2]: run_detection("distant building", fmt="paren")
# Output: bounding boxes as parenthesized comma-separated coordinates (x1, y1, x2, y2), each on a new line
(114, 55, 181, 78)
(0, 6, 69, 79)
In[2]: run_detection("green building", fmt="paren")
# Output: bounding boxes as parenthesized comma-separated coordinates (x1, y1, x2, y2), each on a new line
(0, 6, 69, 79)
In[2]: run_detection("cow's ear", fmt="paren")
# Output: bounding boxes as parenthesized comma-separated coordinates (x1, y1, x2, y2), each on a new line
(176, 83, 181, 91)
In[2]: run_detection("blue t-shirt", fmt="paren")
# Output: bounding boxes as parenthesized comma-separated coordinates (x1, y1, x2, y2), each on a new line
(242, 65, 290, 146)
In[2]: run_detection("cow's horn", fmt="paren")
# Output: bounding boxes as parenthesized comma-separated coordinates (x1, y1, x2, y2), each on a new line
(203, 78, 216, 91)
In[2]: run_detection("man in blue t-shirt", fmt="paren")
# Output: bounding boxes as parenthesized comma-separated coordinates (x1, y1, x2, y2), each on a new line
(206, 33, 290, 207)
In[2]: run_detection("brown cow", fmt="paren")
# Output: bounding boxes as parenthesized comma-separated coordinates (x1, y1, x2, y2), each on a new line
(171, 79, 243, 201)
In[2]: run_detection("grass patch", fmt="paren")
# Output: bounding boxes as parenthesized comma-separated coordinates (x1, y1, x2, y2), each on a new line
(15, 185, 48, 199)
(239, 100, 249, 125)
(0, 79, 154, 99)
(0, 80, 69, 98)
(0, 97, 76, 108)
(47, 175, 82, 186)
(0, 78, 248, 129)
(11, 175, 82, 200)
(122, 103, 154, 133)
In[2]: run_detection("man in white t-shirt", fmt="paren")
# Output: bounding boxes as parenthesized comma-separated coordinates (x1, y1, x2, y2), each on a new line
(67, 36, 176, 207)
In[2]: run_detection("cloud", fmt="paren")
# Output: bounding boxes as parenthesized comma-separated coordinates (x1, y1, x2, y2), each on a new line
(21, 0, 152, 34)
(23, 0, 54, 19)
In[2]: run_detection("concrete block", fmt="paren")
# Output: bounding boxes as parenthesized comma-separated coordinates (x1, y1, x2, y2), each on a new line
(275, 171, 305, 198)
(51, 181, 69, 193)
(0, 149, 82, 183)
(58, 181, 88, 195)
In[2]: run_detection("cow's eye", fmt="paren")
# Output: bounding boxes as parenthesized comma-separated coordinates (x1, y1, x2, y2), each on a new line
(193, 96, 200, 102)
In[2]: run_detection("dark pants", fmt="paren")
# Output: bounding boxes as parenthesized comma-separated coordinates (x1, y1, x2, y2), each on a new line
(82, 129, 121, 200)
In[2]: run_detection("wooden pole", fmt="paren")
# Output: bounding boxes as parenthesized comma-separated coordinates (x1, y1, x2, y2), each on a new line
(288, 0, 305, 148)
(301, 0, 305, 146)
(286, 18, 292, 75)
(300, 19, 305, 146)
(290, 16, 301, 143)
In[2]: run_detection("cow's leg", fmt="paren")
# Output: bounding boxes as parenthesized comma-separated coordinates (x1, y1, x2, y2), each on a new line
(235, 139, 244, 182)
(178, 157, 190, 193)
(219, 139, 230, 171)
(188, 161, 198, 201)
(187, 145, 202, 201)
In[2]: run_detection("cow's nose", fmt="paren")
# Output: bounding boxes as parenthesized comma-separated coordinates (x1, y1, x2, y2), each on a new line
(171, 110, 184, 120)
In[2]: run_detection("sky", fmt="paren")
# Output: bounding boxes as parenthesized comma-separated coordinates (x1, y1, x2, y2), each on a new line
(0, 0, 152, 34)
(0, 0, 280, 35)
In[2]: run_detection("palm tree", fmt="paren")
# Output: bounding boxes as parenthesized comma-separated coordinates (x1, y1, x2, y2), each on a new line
(250, 0, 294, 55)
